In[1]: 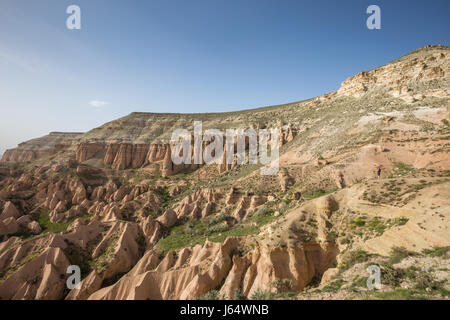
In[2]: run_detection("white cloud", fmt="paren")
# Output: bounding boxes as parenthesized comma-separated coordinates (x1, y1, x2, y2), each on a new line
(89, 100, 108, 108)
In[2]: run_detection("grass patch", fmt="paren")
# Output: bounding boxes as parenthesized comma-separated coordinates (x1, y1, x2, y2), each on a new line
(372, 288, 430, 300)
(251, 289, 274, 300)
(322, 279, 344, 293)
(394, 217, 409, 226)
(387, 247, 417, 265)
(197, 290, 222, 300)
(0, 250, 42, 281)
(339, 249, 374, 271)
(88, 232, 121, 274)
(304, 189, 327, 200)
(422, 246, 450, 258)
(37, 210, 72, 234)
(349, 276, 369, 290)
(248, 206, 277, 226)
(155, 217, 259, 255)
(393, 162, 414, 177)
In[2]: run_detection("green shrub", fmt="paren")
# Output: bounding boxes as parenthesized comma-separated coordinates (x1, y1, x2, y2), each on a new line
(388, 247, 416, 265)
(233, 289, 247, 300)
(422, 246, 450, 258)
(272, 278, 293, 293)
(322, 279, 344, 292)
(353, 217, 366, 227)
(394, 217, 409, 226)
(339, 250, 373, 271)
(251, 289, 273, 300)
(197, 290, 221, 300)
(37, 210, 72, 234)
(206, 223, 230, 235)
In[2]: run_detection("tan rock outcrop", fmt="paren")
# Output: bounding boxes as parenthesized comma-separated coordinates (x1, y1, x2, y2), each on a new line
(0, 247, 70, 300)
(87, 238, 239, 300)
(156, 209, 178, 228)
(446, 100, 450, 121)
(320, 267, 340, 285)
(76, 143, 104, 162)
(0, 201, 20, 222)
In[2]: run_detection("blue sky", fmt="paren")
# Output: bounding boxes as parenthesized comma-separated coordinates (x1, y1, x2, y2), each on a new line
(0, 0, 449, 155)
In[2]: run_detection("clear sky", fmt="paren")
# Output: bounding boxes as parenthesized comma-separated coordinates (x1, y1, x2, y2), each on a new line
(0, 0, 449, 155)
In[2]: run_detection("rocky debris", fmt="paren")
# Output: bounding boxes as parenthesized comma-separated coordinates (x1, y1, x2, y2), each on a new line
(27, 221, 42, 235)
(279, 124, 296, 146)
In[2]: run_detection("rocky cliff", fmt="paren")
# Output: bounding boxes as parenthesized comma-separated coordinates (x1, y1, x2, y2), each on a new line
(1, 132, 83, 163)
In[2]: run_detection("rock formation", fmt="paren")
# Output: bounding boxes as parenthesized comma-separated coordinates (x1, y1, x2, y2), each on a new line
(0, 45, 449, 300)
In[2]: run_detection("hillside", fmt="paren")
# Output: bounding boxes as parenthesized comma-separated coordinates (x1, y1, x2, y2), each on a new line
(0, 45, 449, 300)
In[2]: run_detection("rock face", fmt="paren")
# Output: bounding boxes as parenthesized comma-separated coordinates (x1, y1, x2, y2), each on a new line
(1, 149, 38, 163)
(64, 234, 337, 300)
(446, 100, 450, 121)
(337, 45, 448, 99)
(76, 143, 104, 162)
(1, 132, 83, 163)
(0, 246, 70, 300)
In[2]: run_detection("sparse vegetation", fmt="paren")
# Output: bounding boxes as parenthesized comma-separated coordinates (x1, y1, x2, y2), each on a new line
(36, 210, 72, 234)
(422, 246, 450, 258)
(322, 279, 344, 293)
(251, 289, 274, 300)
(339, 250, 374, 271)
(197, 290, 221, 300)
(387, 247, 417, 265)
